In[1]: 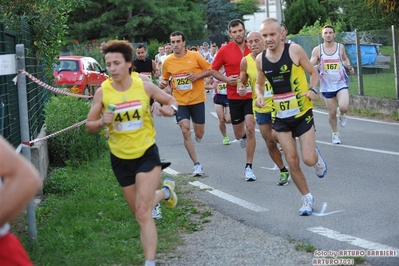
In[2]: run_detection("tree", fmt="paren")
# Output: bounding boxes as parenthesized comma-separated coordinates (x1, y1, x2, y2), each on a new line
(235, 0, 260, 19)
(333, 0, 399, 30)
(320, 0, 340, 24)
(365, 0, 399, 27)
(67, 0, 207, 43)
(203, 0, 238, 35)
(283, 0, 327, 34)
(1, 0, 81, 72)
(283, 0, 295, 9)
(366, 0, 398, 13)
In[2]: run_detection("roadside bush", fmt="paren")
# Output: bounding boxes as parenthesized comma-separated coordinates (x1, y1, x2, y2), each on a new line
(147, 39, 164, 60)
(44, 167, 80, 195)
(44, 95, 107, 167)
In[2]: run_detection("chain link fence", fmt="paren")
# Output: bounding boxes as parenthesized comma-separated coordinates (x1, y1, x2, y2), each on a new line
(0, 20, 49, 148)
(291, 29, 398, 100)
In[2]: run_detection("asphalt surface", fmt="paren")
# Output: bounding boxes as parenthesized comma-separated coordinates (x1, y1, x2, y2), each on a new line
(154, 92, 399, 266)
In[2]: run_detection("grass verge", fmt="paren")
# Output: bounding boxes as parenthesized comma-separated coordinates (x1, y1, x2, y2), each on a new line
(12, 152, 212, 265)
(312, 95, 399, 121)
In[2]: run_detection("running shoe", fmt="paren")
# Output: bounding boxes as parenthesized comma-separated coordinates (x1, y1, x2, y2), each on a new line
(152, 203, 162, 219)
(195, 136, 202, 143)
(193, 163, 204, 176)
(298, 195, 314, 216)
(240, 137, 247, 149)
(223, 136, 230, 145)
(339, 114, 347, 127)
(244, 166, 256, 181)
(277, 171, 290, 186)
(314, 147, 327, 178)
(162, 177, 177, 208)
(332, 133, 341, 144)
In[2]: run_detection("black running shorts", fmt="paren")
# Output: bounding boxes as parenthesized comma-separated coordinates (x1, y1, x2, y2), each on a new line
(110, 144, 161, 187)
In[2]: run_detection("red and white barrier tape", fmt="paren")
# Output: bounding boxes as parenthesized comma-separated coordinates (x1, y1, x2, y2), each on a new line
(16, 70, 93, 99)
(16, 119, 87, 153)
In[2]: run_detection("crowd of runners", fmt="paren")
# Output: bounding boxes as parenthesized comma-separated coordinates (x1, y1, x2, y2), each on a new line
(2, 17, 354, 266)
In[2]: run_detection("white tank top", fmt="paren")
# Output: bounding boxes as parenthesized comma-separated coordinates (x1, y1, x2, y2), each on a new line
(0, 179, 10, 236)
(319, 43, 349, 93)
(212, 71, 227, 97)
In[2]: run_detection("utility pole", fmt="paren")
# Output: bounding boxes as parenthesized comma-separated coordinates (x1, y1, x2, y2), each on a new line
(276, 0, 283, 22)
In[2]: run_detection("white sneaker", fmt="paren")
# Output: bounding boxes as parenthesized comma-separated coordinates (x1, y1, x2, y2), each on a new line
(298, 195, 314, 216)
(244, 166, 256, 181)
(152, 203, 162, 219)
(339, 114, 347, 127)
(332, 133, 341, 144)
(193, 163, 204, 176)
(314, 147, 327, 178)
(195, 136, 202, 143)
(240, 138, 247, 149)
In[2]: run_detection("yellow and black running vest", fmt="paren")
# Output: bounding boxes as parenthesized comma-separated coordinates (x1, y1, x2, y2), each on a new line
(261, 43, 312, 119)
(102, 76, 155, 159)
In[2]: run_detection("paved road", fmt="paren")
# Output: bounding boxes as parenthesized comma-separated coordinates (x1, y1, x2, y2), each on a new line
(154, 93, 399, 266)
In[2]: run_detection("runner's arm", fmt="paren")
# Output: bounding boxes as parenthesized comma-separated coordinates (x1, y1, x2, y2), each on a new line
(0, 136, 42, 226)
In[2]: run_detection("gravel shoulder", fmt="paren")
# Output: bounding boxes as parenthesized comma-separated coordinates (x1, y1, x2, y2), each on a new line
(159, 207, 315, 266)
(156, 185, 375, 266)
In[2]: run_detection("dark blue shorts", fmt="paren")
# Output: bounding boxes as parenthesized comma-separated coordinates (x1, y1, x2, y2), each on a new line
(213, 94, 229, 107)
(176, 102, 205, 124)
(255, 112, 272, 125)
(322, 87, 348, 99)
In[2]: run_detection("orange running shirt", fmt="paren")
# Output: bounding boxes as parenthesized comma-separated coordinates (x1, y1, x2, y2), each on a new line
(162, 50, 211, 106)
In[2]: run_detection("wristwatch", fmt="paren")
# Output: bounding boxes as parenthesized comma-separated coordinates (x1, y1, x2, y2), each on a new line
(171, 105, 178, 115)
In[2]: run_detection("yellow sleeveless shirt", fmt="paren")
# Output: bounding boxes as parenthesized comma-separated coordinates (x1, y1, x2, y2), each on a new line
(245, 54, 273, 114)
(102, 75, 155, 159)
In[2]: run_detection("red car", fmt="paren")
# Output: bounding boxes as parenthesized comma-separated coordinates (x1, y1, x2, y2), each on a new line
(53, 56, 108, 95)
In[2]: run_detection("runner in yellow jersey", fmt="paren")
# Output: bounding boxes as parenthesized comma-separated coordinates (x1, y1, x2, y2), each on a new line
(256, 18, 327, 216)
(239, 31, 289, 186)
(86, 40, 179, 266)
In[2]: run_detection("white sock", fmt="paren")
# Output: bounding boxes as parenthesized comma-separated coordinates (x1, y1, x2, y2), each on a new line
(304, 193, 313, 199)
(162, 187, 170, 200)
(145, 260, 155, 266)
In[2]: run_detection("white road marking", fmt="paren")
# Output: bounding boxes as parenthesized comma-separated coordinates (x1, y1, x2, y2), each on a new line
(313, 109, 399, 126)
(308, 226, 399, 251)
(165, 168, 394, 252)
(162, 168, 267, 212)
(261, 164, 279, 170)
(163, 167, 179, 176)
(189, 181, 268, 212)
(312, 202, 344, 216)
(211, 111, 398, 156)
(316, 140, 399, 156)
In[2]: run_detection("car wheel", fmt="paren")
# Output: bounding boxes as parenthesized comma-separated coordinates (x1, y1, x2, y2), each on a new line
(84, 86, 90, 95)
(83, 86, 93, 104)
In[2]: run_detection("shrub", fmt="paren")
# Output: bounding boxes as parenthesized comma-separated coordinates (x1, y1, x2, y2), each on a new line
(44, 95, 107, 167)
(44, 167, 80, 195)
(147, 39, 164, 61)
